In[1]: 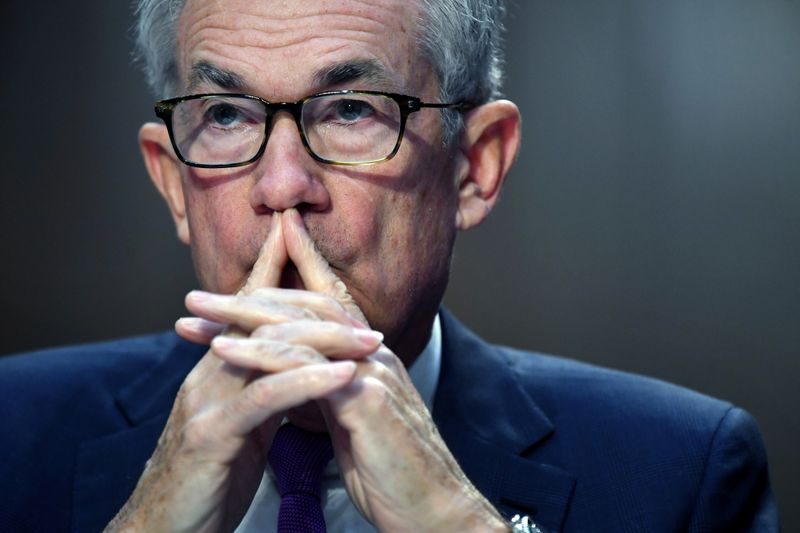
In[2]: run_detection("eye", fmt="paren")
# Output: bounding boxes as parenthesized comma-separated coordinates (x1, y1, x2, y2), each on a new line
(205, 103, 245, 127)
(330, 98, 375, 123)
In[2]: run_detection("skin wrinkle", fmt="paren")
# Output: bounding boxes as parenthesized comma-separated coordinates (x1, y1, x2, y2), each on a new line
(217, 4, 404, 31)
(181, 5, 405, 55)
(188, 58, 400, 98)
(180, 41, 405, 100)
(178, 1, 418, 98)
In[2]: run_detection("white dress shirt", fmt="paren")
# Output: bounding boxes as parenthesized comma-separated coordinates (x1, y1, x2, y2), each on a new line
(235, 314, 442, 532)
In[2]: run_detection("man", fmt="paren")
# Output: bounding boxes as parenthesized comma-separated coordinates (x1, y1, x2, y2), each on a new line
(0, 0, 778, 531)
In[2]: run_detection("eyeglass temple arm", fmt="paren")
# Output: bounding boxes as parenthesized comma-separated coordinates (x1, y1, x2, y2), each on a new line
(410, 101, 477, 112)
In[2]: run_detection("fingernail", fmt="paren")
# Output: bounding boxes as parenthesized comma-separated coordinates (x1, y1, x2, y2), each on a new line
(285, 208, 304, 228)
(330, 360, 357, 377)
(187, 290, 208, 302)
(267, 213, 282, 235)
(211, 337, 234, 350)
(355, 329, 384, 347)
(176, 317, 202, 330)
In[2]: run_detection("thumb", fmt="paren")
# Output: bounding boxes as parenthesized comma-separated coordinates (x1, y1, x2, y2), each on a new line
(282, 208, 368, 326)
(240, 212, 288, 295)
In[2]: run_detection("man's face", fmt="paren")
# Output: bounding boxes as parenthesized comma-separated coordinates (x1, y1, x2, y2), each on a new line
(172, 0, 463, 351)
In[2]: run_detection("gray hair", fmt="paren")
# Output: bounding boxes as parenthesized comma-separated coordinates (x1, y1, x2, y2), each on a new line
(133, 0, 507, 144)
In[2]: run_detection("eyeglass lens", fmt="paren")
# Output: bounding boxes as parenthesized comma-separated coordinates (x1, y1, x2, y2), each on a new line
(170, 93, 404, 166)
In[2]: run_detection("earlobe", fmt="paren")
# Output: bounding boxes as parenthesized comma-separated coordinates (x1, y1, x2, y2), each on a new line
(139, 123, 190, 245)
(455, 100, 521, 230)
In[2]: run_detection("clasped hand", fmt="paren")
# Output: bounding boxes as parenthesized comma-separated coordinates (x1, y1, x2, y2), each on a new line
(107, 209, 505, 532)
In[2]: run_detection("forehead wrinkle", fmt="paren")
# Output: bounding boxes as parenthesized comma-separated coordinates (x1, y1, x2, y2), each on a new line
(187, 26, 403, 60)
(182, 2, 411, 50)
(213, 3, 410, 34)
(178, 0, 425, 97)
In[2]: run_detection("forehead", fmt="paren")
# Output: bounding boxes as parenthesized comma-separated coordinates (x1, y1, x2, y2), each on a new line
(176, 0, 430, 97)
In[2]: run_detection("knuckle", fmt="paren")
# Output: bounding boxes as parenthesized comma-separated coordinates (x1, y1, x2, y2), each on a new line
(367, 360, 391, 381)
(181, 413, 215, 450)
(272, 342, 297, 360)
(183, 391, 208, 417)
(361, 376, 390, 404)
(253, 324, 281, 340)
(253, 339, 278, 358)
(299, 307, 319, 321)
(250, 378, 277, 405)
(301, 373, 323, 391)
(277, 343, 322, 364)
(316, 295, 344, 317)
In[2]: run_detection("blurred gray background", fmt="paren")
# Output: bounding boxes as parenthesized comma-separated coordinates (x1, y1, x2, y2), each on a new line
(1, 0, 797, 528)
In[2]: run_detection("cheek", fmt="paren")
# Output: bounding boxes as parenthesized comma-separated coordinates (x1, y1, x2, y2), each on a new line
(184, 181, 262, 292)
(352, 185, 458, 337)
(376, 180, 457, 279)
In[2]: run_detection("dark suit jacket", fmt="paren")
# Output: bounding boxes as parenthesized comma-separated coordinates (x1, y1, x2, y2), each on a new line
(0, 310, 778, 532)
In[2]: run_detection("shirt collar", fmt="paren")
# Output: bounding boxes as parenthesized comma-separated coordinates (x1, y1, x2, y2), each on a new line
(406, 312, 442, 414)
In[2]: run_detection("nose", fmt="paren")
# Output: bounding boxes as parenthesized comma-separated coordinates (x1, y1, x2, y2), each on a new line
(248, 112, 330, 214)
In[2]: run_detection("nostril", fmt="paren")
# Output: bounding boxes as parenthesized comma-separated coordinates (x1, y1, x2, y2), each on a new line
(252, 203, 272, 215)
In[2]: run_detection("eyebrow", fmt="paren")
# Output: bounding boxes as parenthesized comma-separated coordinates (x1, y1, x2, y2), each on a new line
(312, 59, 397, 91)
(187, 61, 248, 92)
(186, 58, 397, 95)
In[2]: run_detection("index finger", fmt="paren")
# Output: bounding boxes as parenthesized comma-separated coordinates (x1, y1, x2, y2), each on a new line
(281, 208, 368, 326)
(240, 212, 288, 295)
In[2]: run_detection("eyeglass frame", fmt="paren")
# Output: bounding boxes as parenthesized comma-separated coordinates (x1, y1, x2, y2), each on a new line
(154, 90, 474, 168)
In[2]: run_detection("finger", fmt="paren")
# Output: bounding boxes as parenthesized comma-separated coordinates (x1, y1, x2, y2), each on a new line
(370, 346, 412, 386)
(241, 211, 288, 295)
(323, 354, 431, 434)
(253, 321, 383, 356)
(325, 374, 404, 432)
(249, 287, 365, 327)
(175, 317, 226, 345)
(215, 361, 358, 435)
(185, 291, 316, 332)
(215, 322, 383, 362)
(189, 287, 363, 330)
(212, 336, 328, 371)
(326, 375, 434, 457)
(282, 208, 368, 325)
(366, 349, 421, 407)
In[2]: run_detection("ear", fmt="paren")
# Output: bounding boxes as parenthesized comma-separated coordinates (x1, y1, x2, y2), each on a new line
(139, 122, 190, 245)
(455, 100, 521, 230)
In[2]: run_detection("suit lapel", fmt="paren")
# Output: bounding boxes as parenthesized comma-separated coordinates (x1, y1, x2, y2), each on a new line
(434, 309, 575, 532)
(72, 414, 168, 532)
(72, 336, 206, 532)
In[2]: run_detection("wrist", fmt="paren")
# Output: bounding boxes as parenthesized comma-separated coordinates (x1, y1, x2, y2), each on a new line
(428, 486, 509, 532)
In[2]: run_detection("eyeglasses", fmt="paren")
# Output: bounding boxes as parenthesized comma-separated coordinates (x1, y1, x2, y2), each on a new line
(154, 90, 472, 168)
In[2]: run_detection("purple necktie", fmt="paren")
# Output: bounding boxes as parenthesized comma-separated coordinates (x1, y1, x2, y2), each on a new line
(268, 423, 334, 533)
